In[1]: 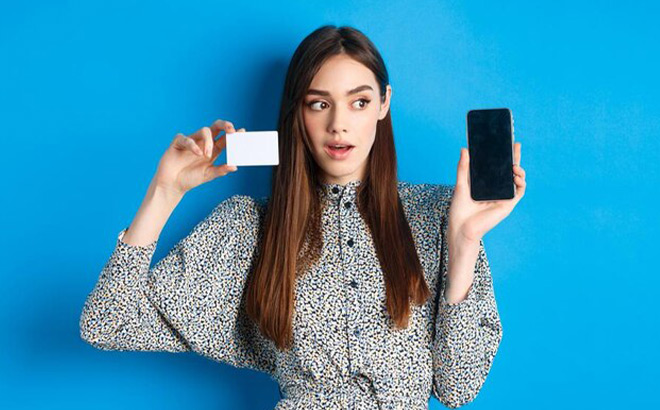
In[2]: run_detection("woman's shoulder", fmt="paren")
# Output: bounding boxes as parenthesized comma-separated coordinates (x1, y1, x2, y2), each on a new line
(215, 183, 455, 219)
(210, 194, 268, 228)
(397, 180, 455, 212)
(220, 184, 453, 211)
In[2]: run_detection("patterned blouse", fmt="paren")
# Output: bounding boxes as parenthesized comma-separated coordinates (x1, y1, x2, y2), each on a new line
(79, 179, 503, 410)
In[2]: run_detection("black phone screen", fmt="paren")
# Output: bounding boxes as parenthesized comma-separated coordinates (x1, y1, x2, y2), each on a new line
(466, 108, 515, 201)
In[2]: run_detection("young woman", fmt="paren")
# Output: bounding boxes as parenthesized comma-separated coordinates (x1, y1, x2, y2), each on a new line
(80, 25, 526, 410)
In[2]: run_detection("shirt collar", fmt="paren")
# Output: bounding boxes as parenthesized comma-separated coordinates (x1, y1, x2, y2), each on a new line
(317, 179, 362, 204)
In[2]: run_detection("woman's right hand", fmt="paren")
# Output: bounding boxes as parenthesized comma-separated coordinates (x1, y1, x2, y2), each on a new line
(153, 119, 244, 196)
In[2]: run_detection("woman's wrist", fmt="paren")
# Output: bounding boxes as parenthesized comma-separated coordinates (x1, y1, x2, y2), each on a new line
(444, 239, 480, 304)
(150, 178, 186, 206)
(121, 179, 185, 247)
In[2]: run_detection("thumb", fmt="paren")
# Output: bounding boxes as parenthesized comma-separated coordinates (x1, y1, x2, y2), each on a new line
(456, 148, 470, 187)
(209, 164, 238, 180)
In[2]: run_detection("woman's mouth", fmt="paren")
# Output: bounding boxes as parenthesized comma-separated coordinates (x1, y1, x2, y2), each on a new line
(324, 144, 355, 160)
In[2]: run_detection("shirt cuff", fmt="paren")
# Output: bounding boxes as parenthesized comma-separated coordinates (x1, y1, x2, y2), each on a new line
(117, 227, 158, 252)
(440, 279, 477, 309)
(108, 227, 159, 286)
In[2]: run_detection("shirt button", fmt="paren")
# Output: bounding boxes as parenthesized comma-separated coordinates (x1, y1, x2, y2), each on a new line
(344, 201, 352, 209)
(349, 280, 358, 288)
(347, 238, 354, 247)
(332, 187, 339, 194)
(354, 329, 361, 337)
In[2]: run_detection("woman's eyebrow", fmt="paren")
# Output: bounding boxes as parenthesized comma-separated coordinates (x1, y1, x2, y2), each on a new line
(306, 84, 374, 97)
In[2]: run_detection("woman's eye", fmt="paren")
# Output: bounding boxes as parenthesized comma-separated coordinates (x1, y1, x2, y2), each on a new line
(352, 98, 371, 109)
(307, 101, 328, 111)
(306, 98, 371, 111)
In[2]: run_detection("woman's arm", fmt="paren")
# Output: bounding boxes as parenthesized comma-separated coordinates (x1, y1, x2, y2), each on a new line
(443, 239, 480, 304)
(431, 195, 504, 408)
(120, 178, 184, 247)
(79, 194, 275, 374)
(79, 225, 190, 352)
(79, 178, 185, 351)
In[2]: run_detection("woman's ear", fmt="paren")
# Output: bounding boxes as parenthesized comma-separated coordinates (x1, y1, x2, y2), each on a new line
(378, 84, 392, 120)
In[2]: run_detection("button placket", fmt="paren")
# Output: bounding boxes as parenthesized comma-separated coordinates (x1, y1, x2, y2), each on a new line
(319, 180, 364, 377)
(339, 188, 359, 295)
(338, 187, 365, 377)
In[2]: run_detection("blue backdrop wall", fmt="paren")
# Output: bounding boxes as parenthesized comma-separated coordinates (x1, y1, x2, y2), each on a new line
(1, 0, 658, 409)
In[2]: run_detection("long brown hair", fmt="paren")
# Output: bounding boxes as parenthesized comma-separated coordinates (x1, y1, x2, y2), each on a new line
(245, 25, 430, 350)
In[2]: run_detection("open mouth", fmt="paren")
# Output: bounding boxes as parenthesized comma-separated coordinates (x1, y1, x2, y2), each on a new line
(327, 144, 354, 152)
(324, 144, 355, 159)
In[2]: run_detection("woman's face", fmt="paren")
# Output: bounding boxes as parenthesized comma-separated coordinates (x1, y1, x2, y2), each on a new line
(303, 54, 392, 185)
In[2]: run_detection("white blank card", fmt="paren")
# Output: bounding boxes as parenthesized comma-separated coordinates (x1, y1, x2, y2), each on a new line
(226, 131, 279, 166)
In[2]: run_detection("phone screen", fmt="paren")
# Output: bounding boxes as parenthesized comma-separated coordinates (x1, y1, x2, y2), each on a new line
(466, 108, 515, 201)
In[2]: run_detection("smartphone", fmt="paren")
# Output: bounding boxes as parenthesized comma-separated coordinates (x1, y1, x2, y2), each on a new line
(466, 108, 515, 201)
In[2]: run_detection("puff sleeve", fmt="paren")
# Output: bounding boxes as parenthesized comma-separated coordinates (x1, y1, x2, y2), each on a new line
(431, 186, 504, 408)
(79, 194, 275, 375)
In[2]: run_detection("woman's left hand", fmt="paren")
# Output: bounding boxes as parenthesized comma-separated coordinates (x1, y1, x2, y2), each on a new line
(447, 142, 526, 248)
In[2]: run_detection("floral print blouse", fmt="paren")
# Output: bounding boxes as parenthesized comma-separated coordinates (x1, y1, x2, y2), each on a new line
(79, 179, 503, 409)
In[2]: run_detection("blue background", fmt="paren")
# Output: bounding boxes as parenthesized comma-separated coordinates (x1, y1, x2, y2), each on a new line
(1, 0, 658, 408)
